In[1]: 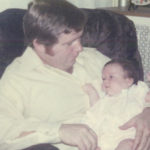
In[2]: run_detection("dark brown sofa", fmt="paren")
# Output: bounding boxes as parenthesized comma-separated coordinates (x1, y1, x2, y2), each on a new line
(0, 8, 143, 80)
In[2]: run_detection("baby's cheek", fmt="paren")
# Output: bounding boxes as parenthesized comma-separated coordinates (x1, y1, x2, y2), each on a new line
(112, 85, 123, 95)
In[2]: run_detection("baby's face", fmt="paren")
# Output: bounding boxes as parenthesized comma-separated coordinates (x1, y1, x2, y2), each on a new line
(102, 63, 133, 96)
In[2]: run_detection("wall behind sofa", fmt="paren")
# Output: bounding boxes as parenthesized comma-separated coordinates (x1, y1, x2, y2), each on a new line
(0, 0, 30, 12)
(0, 0, 118, 12)
(67, 0, 118, 8)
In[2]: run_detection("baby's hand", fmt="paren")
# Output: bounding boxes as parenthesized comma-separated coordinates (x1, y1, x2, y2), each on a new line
(82, 83, 100, 107)
(82, 83, 95, 94)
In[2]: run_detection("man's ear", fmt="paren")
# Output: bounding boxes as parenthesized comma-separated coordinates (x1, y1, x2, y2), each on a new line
(126, 78, 134, 87)
(33, 39, 46, 55)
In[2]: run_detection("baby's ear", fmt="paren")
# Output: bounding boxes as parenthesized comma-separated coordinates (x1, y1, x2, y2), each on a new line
(146, 72, 150, 82)
(126, 78, 134, 87)
(145, 91, 150, 102)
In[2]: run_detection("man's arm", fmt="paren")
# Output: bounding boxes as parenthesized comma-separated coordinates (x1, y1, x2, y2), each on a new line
(0, 91, 99, 150)
(0, 98, 62, 144)
(119, 107, 150, 150)
(0, 77, 62, 148)
(0, 75, 99, 150)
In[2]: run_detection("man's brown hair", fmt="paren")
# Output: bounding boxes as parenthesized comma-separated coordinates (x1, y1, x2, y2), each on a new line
(23, 0, 87, 47)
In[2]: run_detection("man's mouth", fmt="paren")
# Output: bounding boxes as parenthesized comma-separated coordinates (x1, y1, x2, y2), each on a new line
(105, 86, 109, 89)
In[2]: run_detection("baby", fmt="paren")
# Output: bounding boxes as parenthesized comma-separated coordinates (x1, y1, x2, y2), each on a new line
(82, 59, 150, 150)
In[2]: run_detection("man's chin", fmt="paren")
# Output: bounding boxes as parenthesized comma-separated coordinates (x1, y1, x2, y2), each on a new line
(66, 67, 73, 73)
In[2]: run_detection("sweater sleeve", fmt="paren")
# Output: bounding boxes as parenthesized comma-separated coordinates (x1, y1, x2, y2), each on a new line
(0, 76, 61, 149)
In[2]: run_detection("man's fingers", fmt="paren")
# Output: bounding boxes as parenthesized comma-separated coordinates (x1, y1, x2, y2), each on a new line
(119, 117, 136, 130)
(78, 132, 96, 150)
(96, 147, 101, 150)
(88, 127, 98, 144)
(143, 136, 150, 150)
(132, 128, 143, 150)
(136, 129, 150, 150)
(130, 108, 150, 150)
(79, 127, 97, 150)
(78, 139, 87, 150)
(88, 127, 98, 140)
(86, 128, 98, 150)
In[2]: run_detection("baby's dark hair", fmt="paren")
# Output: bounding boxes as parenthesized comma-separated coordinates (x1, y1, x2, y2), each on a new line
(104, 59, 140, 84)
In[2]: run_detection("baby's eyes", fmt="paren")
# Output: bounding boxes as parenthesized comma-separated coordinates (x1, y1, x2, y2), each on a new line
(102, 76, 114, 80)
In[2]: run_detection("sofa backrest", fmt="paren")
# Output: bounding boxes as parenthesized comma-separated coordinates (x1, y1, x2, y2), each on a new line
(81, 8, 143, 80)
(0, 8, 143, 80)
(0, 9, 26, 77)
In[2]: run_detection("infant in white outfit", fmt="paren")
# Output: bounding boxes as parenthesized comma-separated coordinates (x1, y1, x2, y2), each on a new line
(82, 59, 150, 150)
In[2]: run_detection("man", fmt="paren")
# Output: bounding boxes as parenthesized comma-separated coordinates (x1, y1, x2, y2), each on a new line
(0, 0, 149, 150)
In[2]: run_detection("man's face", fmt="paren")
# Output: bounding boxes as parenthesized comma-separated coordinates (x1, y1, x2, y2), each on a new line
(43, 30, 83, 73)
(102, 64, 132, 96)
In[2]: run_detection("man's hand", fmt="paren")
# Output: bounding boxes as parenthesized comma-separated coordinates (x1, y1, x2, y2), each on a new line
(17, 131, 35, 138)
(59, 124, 99, 150)
(119, 107, 150, 150)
